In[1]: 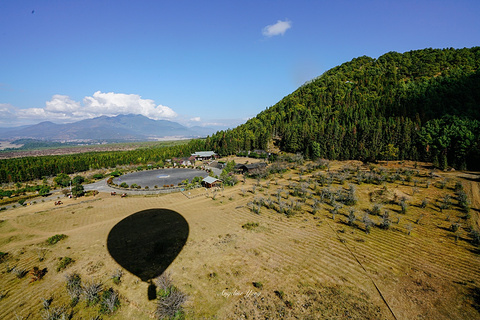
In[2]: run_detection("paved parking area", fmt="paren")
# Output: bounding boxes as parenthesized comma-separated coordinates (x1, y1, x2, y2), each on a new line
(112, 168, 209, 188)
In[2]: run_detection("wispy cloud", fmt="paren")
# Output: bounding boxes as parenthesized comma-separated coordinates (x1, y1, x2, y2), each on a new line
(10, 91, 177, 125)
(262, 19, 292, 37)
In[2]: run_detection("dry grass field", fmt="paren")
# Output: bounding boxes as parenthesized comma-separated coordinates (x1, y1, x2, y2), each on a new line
(1, 160, 480, 319)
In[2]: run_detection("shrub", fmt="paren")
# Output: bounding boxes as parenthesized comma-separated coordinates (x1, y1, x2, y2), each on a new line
(471, 230, 480, 246)
(46, 234, 68, 245)
(274, 290, 285, 300)
(99, 288, 120, 314)
(110, 171, 122, 177)
(42, 297, 53, 310)
(252, 282, 263, 289)
(347, 208, 356, 226)
(362, 214, 373, 234)
(420, 198, 428, 208)
(405, 223, 413, 235)
(380, 211, 391, 230)
(57, 257, 74, 272)
(0, 251, 7, 263)
(72, 175, 85, 185)
(71, 185, 84, 197)
(83, 280, 103, 306)
(399, 199, 408, 214)
(344, 184, 357, 205)
(41, 305, 68, 320)
(65, 273, 82, 299)
(30, 267, 47, 282)
(242, 222, 259, 230)
(120, 182, 128, 188)
(111, 269, 123, 285)
(371, 203, 382, 216)
(155, 273, 187, 320)
(12, 267, 28, 278)
(450, 222, 460, 232)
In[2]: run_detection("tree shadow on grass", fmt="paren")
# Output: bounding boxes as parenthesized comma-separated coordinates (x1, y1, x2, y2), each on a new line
(107, 208, 189, 299)
(469, 286, 480, 312)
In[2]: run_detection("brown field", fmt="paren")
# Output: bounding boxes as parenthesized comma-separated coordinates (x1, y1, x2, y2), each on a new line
(1, 161, 480, 319)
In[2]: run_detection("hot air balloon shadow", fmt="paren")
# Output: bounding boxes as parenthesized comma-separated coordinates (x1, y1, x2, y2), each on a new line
(107, 208, 189, 300)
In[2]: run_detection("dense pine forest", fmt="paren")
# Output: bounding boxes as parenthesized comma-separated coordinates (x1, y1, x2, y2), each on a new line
(1, 47, 479, 184)
(205, 47, 480, 170)
(0, 140, 206, 183)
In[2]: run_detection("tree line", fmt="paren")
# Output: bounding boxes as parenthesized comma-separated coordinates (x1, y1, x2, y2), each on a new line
(0, 139, 207, 184)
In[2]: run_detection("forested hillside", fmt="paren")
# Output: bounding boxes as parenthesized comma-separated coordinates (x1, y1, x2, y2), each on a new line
(205, 47, 480, 170)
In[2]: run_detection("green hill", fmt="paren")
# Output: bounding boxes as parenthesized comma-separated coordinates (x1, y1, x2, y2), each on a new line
(206, 47, 480, 170)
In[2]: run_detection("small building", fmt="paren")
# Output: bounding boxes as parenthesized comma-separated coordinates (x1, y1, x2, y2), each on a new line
(191, 151, 217, 161)
(202, 176, 222, 188)
(234, 162, 268, 174)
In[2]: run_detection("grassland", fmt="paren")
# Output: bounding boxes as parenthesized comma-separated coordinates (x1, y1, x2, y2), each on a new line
(0, 160, 479, 319)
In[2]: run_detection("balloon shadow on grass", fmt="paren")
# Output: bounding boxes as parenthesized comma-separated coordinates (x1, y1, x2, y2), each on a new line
(107, 208, 189, 300)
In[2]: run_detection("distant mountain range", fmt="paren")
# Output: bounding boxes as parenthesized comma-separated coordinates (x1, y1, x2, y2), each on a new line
(0, 114, 221, 141)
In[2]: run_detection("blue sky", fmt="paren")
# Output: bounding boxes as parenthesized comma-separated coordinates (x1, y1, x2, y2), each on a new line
(1, 0, 479, 128)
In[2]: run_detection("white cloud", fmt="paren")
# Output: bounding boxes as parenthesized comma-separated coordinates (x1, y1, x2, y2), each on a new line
(190, 117, 201, 122)
(0, 103, 19, 126)
(46, 95, 81, 113)
(262, 19, 292, 37)
(8, 91, 178, 125)
(82, 91, 177, 120)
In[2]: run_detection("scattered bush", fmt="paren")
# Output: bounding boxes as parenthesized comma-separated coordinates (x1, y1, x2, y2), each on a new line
(42, 297, 53, 310)
(12, 267, 28, 278)
(362, 214, 373, 234)
(46, 234, 68, 245)
(92, 173, 104, 180)
(380, 211, 391, 230)
(252, 281, 263, 289)
(83, 280, 103, 306)
(65, 273, 82, 299)
(41, 305, 68, 320)
(242, 222, 259, 230)
(347, 208, 356, 226)
(371, 203, 382, 216)
(450, 222, 460, 232)
(405, 223, 413, 235)
(30, 267, 47, 282)
(155, 273, 187, 320)
(57, 257, 74, 272)
(99, 288, 120, 314)
(420, 198, 428, 208)
(399, 199, 408, 214)
(274, 290, 285, 300)
(111, 269, 123, 285)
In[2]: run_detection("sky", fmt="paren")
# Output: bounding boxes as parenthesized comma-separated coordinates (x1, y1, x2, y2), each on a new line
(1, 0, 479, 129)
